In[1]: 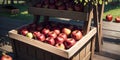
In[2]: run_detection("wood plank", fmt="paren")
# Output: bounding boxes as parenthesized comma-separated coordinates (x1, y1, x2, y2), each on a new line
(93, 4, 101, 52)
(28, 7, 88, 21)
(8, 26, 96, 59)
(103, 29, 120, 39)
(67, 27, 96, 58)
(102, 21, 120, 32)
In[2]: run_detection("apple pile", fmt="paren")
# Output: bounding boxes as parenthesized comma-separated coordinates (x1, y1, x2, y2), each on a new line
(34, 0, 84, 12)
(0, 53, 12, 60)
(18, 21, 83, 50)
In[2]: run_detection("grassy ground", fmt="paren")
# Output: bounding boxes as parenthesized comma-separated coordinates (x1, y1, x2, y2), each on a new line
(0, 0, 120, 22)
(103, 1, 120, 21)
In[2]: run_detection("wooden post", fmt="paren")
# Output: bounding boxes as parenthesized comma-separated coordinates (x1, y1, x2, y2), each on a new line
(90, 35, 96, 60)
(98, 2, 105, 45)
(83, 1, 93, 35)
(10, 0, 14, 5)
(93, 4, 101, 52)
(33, 15, 40, 24)
(44, 16, 49, 22)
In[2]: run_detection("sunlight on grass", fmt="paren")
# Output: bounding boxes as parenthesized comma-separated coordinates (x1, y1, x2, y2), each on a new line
(103, 5, 120, 21)
(21, 11, 28, 15)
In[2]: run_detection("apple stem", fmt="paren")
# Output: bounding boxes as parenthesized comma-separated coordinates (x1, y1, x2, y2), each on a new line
(2, 51, 7, 56)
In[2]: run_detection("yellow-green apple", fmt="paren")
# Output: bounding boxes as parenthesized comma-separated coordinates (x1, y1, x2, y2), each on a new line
(71, 30, 83, 41)
(64, 38, 76, 49)
(55, 43, 65, 50)
(26, 32, 33, 39)
(62, 28, 71, 36)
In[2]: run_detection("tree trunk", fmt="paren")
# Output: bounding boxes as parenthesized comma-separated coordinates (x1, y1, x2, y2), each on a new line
(10, 0, 14, 5)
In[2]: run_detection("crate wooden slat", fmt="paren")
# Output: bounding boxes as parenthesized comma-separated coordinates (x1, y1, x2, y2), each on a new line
(28, 7, 89, 21)
(8, 27, 96, 59)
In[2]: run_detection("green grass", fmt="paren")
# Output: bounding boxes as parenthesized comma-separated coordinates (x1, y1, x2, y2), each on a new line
(0, 4, 34, 22)
(0, 0, 120, 22)
(103, 2, 120, 21)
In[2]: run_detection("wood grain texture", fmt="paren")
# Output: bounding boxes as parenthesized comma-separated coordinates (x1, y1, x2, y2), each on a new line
(28, 7, 88, 21)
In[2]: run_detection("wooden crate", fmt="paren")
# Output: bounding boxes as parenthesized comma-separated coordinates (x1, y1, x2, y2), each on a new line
(0, 7, 19, 14)
(8, 26, 96, 60)
(9, 5, 95, 60)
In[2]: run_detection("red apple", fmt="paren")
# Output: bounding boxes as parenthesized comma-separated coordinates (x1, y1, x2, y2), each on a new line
(42, 28, 50, 35)
(28, 23, 36, 31)
(74, 3, 83, 12)
(62, 28, 71, 35)
(33, 31, 41, 38)
(53, 28, 60, 35)
(49, 4, 56, 9)
(57, 5, 65, 10)
(1, 53, 12, 60)
(26, 32, 33, 39)
(106, 14, 113, 21)
(29, 23, 36, 28)
(47, 31, 57, 38)
(66, 3, 74, 11)
(49, 0, 56, 9)
(55, 36, 65, 44)
(58, 33, 67, 40)
(64, 38, 76, 49)
(36, 3, 42, 8)
(115, 16, 120, 23)
(71, 30, 83, 41)
(45, 37, 55, 45)
(55, 43, 65, 50)
(37, 34, 46, 42)
(36, 25, 43, 31)
(21, 29, 29, 36)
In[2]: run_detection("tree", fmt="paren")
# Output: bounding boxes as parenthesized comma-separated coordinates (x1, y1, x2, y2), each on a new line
(10, 0, 14, 5)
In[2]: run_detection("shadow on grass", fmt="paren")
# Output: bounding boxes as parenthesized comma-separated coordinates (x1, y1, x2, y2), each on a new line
(0, 3, 34, 21)
(103, 37, 120, 45)
(104, 1, 120, 13)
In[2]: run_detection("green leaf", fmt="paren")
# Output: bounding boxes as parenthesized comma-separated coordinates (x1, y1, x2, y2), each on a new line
(84, 2, 87, 6)
(99, 0, 103, 4)
(85, 0, 88, 2)
(80, 0, 82, 2)
(105, 1, 108, 5)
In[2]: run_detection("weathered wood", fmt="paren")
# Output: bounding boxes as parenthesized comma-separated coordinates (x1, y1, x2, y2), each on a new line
(83, 9, 93, 35)
(8, 27, 96, 59)
(44, 16, 49, 22)
(98, 2, 105, 45)
(93, 4, 101, 52)
(28, 7, 88, 21)
(90, 35, 96, 60)
(33, 15, 40, 24)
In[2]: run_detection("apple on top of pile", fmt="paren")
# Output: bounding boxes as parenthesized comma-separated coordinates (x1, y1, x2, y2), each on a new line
(34, 0, 84, 12)
(18, 21, 83, 50)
